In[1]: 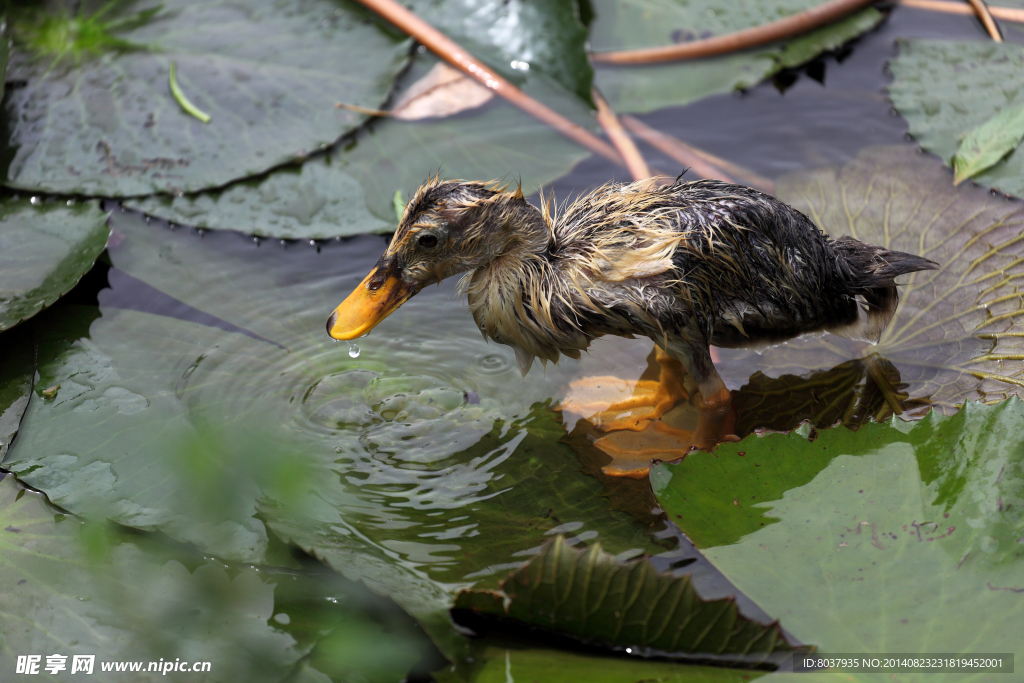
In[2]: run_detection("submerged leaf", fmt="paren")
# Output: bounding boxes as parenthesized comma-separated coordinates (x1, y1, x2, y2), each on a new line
(721, 145, 1024, 432)
(952, 103, 1024, 185)
(890, 39, 1024, 198)
(0, 197, 108, 332)
(391, 62, 494, 121)
(455, 536, 807, 666)
(591, 0, 883, 114)
(1, 0, 410, 195)
(650, 399, 1024, 658)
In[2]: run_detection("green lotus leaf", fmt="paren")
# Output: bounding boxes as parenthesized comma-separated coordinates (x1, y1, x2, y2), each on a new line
(406, 0, 592, 104)
(591, 0, 883, 114)
(125, 56, 593, 236)
(432, 645, 771, 683)
(0, 475, 428, 683)
(718, 145, 1024, 433)
(455, 536, 807, 665)
(0, 197, 108, 332)
(5, 211, 690, 662)
(0, 324, 32, 460)
(650, 399, 1024, 672)
(951, 104, 1024, 185)
(889, 40, 1024, 198)
(0, 0, 410, 196)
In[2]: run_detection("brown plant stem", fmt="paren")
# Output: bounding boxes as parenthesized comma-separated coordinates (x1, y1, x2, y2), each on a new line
(351, 0, 623, 165)
(621, 116, 776, 193)
(591, 0, 877, 65)
(899, 0, 1024, 22)
(593, 90, 651, 180)
(967, 0, 1004, 39)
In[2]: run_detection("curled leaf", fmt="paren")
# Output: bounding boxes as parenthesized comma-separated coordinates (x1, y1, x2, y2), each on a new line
(455, 536, 809, 665)
(951, 103, 1024, 185)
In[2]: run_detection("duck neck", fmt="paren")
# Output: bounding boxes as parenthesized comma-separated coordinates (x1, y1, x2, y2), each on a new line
(489, 201, 550, 265)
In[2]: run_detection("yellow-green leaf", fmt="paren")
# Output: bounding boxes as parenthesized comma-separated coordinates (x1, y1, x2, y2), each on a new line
(952, 104, 1024, 185)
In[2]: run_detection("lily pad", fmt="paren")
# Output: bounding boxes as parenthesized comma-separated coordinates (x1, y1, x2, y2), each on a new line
(889, 39, 1024, 198)
(125, 56, 593, 234)
(455, 536, 806, 665)
(433, 645, 770, 683)
(720, 145, 1024, 432)
(0, 477, 295, 681)
(0, 324, 32, 460)
(650, 399, 1024, 666)
(4, 211, 682, 661)
(591, 0, 884, 114)
(406, 0, 593, 104)
(124, 154, 392, 239)
(0, 197, 108, 332)
(0, 0, 411, 196)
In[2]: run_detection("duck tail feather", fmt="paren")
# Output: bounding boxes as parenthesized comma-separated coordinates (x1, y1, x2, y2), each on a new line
(829, 236, 939, 343)
(833, 236, 939, 289)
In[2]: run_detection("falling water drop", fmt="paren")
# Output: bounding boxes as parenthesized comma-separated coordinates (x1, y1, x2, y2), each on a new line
(347, 342, 360, 358)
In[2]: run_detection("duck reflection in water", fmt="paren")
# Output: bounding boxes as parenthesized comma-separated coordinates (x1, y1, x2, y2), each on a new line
(327, 176, 938, 476)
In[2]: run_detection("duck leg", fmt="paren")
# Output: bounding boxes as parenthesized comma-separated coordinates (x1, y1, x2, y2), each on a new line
(592, 338, 735, 478)
(559, 345, 689, 432)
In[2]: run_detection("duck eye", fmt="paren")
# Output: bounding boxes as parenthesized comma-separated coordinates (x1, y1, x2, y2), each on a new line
(418, 234, 438, 248)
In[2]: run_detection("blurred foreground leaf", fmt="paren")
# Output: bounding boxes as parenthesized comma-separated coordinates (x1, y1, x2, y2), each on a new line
(0, 477, 299, 682)
(455, 536, 806, 666)
(126, 56, 593, 234)
(591, 0, 883, 114)
(433, 646, 770, 683)
(0, 198, 108, 332)
(650, 399, 1024, 666)
(890, 40, 1024, 198)
(1, 0, 410, 196)
(723, 145, 1024, 433)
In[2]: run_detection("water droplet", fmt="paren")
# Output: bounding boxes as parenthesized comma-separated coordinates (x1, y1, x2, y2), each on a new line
(348, 342, 360, 358)
(30, 196, 40, 205)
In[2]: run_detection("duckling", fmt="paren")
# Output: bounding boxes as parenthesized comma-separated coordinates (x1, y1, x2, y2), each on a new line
(327, 176, 938, 458)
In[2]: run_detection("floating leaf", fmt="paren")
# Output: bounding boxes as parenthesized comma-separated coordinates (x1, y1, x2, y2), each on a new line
(890, 39, 1024, 198)
(650, 399, 1024, 662)
(5, 211, 684, 661)
(433, 645, 771, 683)
(0, 197, 108, 332)
(0, 477, 293, 681)
(591, 0, 883, 114)
(1, 0, 410, 196)
(456, 536, 807, 665)
(406, 0, 592, 104)
(952, 103, 1024, 185)
(125, 154, 391, 240)
(126, 56, 593, 234)
(717, 145, 1024, 433)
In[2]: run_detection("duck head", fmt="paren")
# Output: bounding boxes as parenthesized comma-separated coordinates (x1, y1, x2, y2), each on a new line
(327, 178, 548, 340)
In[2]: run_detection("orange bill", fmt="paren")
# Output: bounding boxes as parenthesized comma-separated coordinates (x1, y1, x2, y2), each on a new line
(327, 268, 417, 340)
